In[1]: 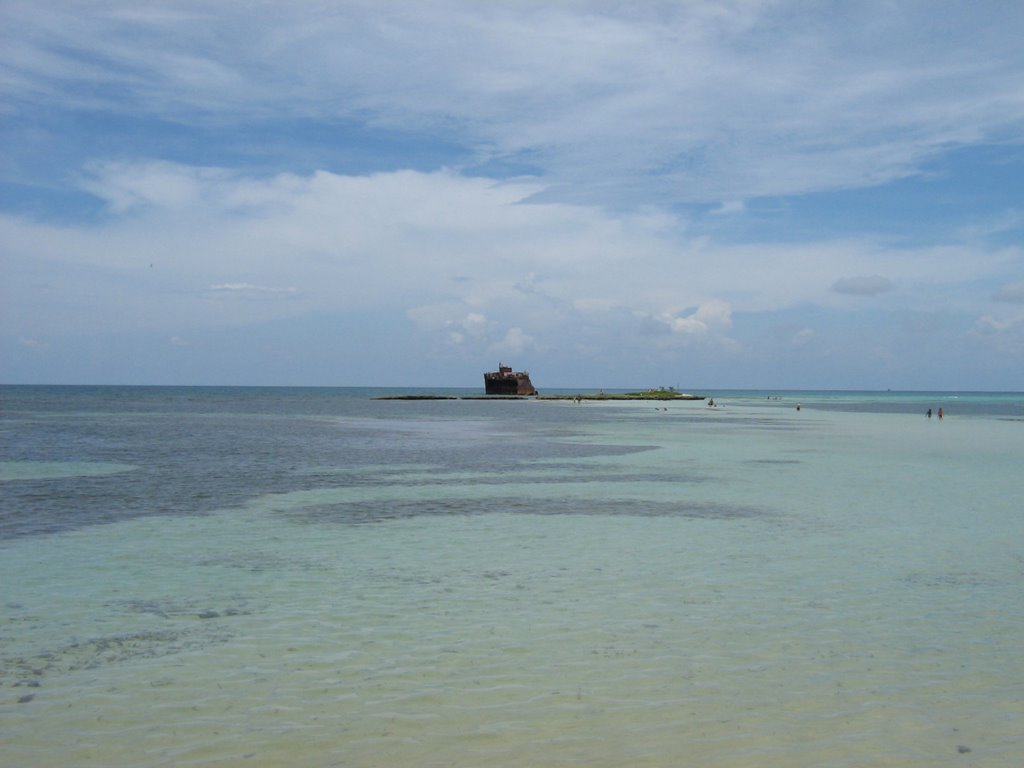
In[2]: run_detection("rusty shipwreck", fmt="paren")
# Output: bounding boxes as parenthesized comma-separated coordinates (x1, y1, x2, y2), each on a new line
(483, 363, 537, 396)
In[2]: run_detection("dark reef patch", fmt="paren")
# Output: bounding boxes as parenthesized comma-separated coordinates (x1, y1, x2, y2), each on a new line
(280, 497, 769, 526)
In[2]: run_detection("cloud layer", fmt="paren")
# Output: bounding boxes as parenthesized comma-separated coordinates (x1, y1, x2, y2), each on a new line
(4, 3, 1023, 198)
(1, 1, 1023, 387)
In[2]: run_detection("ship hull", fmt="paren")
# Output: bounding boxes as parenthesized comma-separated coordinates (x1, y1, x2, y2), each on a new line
(483, 366, 537, 396)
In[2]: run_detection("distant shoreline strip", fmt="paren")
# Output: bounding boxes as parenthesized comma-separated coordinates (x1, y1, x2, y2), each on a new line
(375, 394, 706, 401)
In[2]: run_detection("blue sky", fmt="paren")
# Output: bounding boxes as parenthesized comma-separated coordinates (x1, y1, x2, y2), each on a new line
(2, 1, 1023, 389)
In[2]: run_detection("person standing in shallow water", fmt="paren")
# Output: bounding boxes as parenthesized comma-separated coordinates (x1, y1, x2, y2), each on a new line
(938, 407, 944, 419)
(927, 408, 932, 418)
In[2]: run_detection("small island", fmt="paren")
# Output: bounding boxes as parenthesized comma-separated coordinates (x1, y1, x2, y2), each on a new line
(539, 389, 704, 401)
(376, 387, 704, 401)
(375, 367, 704, 401)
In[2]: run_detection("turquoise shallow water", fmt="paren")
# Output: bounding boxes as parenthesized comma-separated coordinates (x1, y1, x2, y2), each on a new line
(2, 387, 1022, 766)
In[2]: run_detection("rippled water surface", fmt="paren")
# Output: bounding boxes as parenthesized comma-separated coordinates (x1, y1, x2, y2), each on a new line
(2, 386, 1022, 766)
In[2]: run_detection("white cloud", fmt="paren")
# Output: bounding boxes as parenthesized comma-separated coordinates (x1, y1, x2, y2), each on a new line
(793, 328, 815, 345)
(2, 163, 1018, 352)
(969, 313, 1024, 359)
(2, 3, 1022, 387)
(19, 337, 48, 350)
(658, 300, 734, 339)
(4, 2, 1023, 206)
(205, 283, 299, 299)
(78, 161, 234, 214)
(443, 312, 489, 346)
(832, 275, 894, 296)
(973, 315, 1012, 333)
(461, 312, 487, 333)
(491, 327, 534, 356)
(711, 200, 746, 216)
(993, 281, 1024, 304)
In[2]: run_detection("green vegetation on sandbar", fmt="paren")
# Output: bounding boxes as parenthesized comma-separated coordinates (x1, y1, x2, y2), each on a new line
(622, 388, 690, 399)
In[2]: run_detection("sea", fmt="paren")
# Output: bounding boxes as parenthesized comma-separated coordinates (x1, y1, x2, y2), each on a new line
(2, 385, 1022, 767)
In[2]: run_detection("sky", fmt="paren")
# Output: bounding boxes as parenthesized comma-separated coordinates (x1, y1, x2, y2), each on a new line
(2, 1, 1023, 390)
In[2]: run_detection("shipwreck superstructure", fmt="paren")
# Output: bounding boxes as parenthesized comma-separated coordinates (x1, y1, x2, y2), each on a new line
(483, 363, 537, 396)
